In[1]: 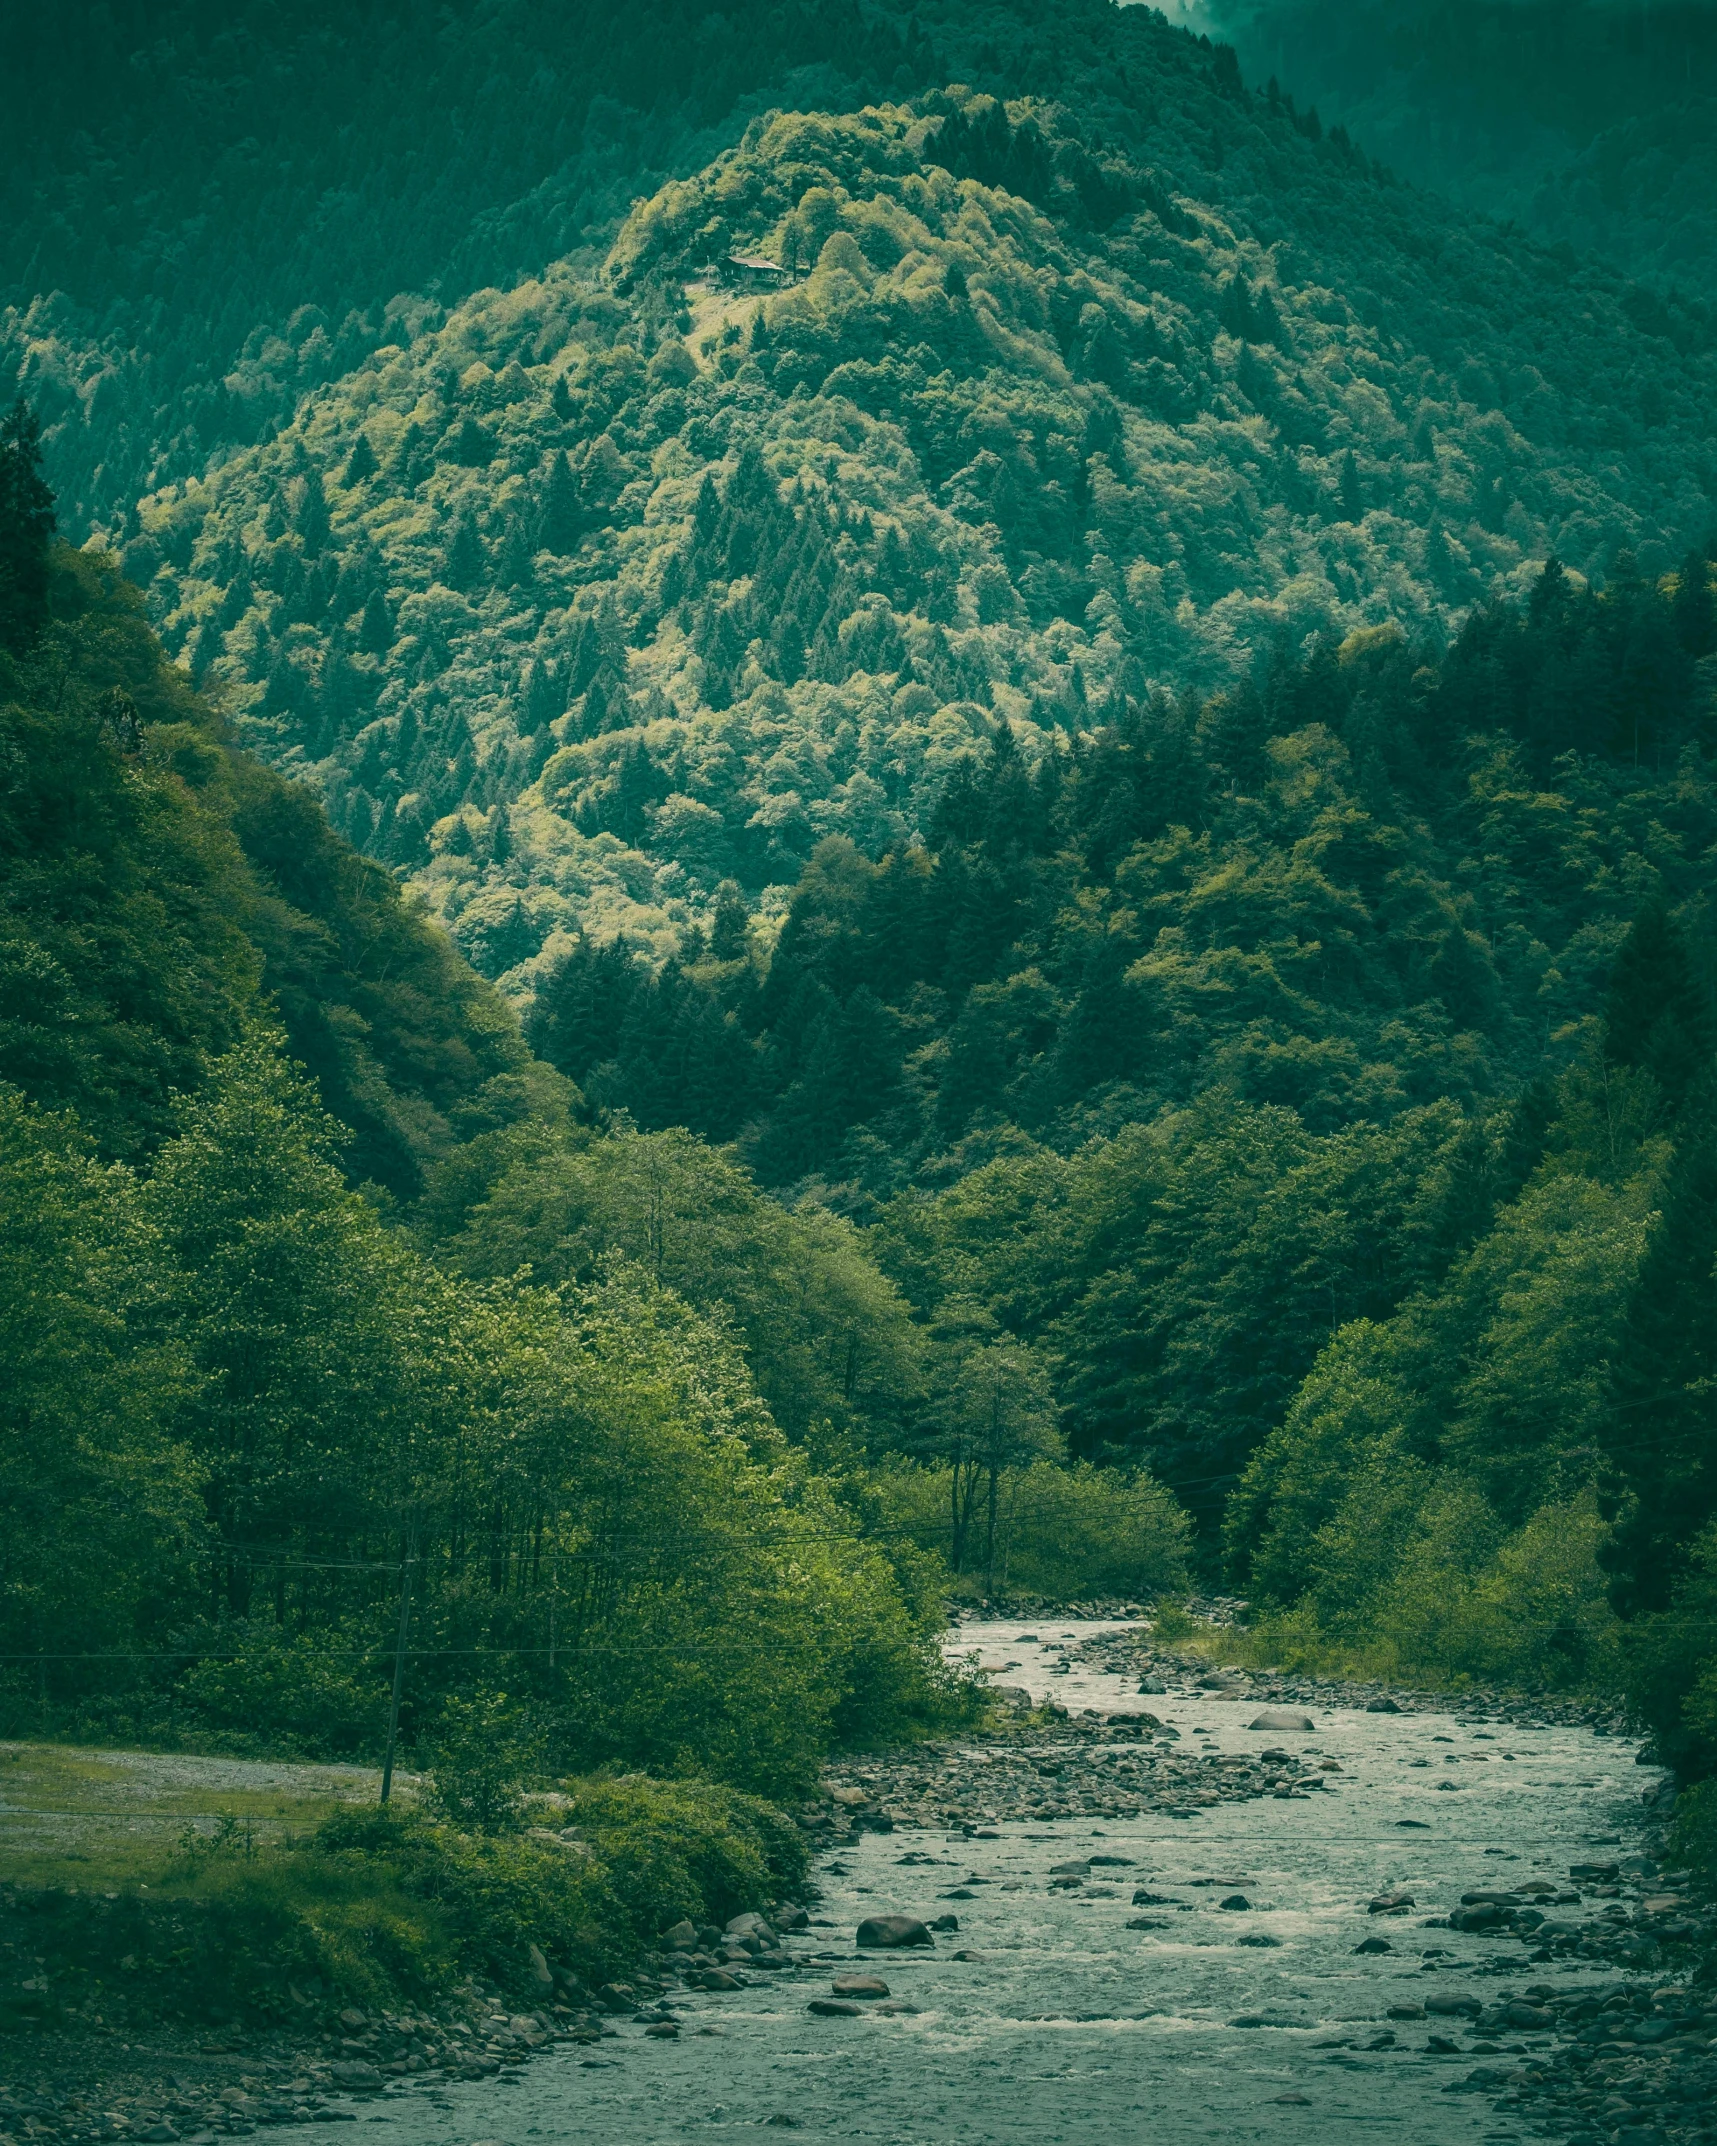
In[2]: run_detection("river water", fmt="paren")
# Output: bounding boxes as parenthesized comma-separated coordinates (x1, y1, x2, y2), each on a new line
(340, 1619, 1658, 2146)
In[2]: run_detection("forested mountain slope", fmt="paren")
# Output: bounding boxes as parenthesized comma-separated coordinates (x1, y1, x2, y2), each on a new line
(124, 79, 1716, 998)
(0, 469, 526, 1190)
(0, 422, 965, 1775)
(1192, 0, 1717, 293)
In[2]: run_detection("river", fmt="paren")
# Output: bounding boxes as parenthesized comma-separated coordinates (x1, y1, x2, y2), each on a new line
(330, 1618, 1662, 2145)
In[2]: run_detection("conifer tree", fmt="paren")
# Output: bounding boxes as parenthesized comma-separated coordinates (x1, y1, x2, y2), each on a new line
(0, 399, 54, 655)
(1673, 542, 1716, 658)
(357, 587, 393, 654)
(1604, 902, 1716, 1120)
(1339, 449, 1364, 522)
(540, 451, 580, 554)
(342, 433, 378, 487)
(295, 468, 332, 557)
(442, 516, 486, 591)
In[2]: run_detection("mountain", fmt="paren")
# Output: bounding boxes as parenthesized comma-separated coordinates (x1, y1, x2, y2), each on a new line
(1190, 0, 1717, 293)
(120, 70, 1717, 1004)
(0, 509, 529, 1192)
(0, 0, 934, 537)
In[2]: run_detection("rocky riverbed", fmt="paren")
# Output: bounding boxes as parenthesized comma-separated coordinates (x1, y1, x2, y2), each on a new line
(3, 1620, 1709, 2146)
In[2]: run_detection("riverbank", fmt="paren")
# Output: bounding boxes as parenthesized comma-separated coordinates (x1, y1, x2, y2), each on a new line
(5, 1624, 1714, 2145)
(0, 1756, 807, 2141)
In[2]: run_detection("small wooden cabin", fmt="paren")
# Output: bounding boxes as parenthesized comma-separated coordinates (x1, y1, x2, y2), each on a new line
(719, 252, 793, 291)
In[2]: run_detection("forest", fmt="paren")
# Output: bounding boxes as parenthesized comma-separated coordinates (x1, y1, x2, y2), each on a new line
(1193, 0, 1717, 295)
(2, 0, 1716, 1862)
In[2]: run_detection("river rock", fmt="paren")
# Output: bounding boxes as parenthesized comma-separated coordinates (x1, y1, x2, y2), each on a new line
(726, 1911, 776, 1941)
(808, 1999, 862, 2017)
(1218, 1894, 1252, 1911)
(832, 1974, 889, 1997)
(644, 2020, 679, 2038)
(1353, 1937, 1393, 1954)
(1248, 1709, 1315, 1732)
(857, 1914, 932, 1949)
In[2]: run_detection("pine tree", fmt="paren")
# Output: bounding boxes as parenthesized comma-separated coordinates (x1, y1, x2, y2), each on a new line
(521, 657, 563, 733)
(540, 451, 580, 554)
(497, 512, 535, 592)
(294, 468, 331, 557)
(357, 587, 393, 654)
(1604, 901, 1716, 1118)
(1673, 542, 1716, 658)
(0, 399, 55, 655)
(448, 416, 494, 468)
(710, 880, 750, 963)
(1339, 449, 1364, 522)
(342, 433, 378, 487)
(442, 516, 486, 591)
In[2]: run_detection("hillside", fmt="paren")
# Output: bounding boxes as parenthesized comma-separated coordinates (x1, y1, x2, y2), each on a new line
(0, 426, 969, 1784)
(124, 79, 1717, 1000)
(7, 0, 1717, 1844)
(0, 516, 526, 1192)
(1194, 0, 1717, 293)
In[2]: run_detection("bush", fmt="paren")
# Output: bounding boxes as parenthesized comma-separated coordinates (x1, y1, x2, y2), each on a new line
(557, 1775, 809, 1934)
(1232, 1485, 1621, 1691)
(1622, 1520, 1717, 1780)
(174, 1617, 390, 1758)
(870, 1458, 1191, 1600)
(423, 1690, 540, 1832)
(0, 1772, 817, 2033)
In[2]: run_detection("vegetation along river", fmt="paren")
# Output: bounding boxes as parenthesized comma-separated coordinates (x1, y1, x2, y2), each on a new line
(274, 1621, 1680, 2146)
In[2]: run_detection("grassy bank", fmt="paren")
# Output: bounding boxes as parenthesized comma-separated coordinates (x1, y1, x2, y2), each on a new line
(0, 1745, 805, 2036)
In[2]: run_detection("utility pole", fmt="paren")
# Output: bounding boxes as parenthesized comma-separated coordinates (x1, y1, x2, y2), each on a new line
(379, 1535, 415, 1806)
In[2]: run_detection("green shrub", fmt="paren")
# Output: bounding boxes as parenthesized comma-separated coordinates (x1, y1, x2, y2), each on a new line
(1233, 1487, 1621, 1691)
(870, 1457, 1190, 1600)
(558, 1776, 809, 1935)
(0, 1773, 813, 2032)
(1669, 1778, 1717, 1892)
(1622, 1521, 1717, 1780)
(174, 1617, 390, 1758)
(423, 1690, 541, 1832)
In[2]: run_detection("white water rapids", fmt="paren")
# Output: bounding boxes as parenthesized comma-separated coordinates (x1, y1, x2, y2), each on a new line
(308, 1619, 1660, 2144)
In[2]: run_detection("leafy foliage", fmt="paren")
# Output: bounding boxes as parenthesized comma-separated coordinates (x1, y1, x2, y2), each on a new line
(1201, 0, 1717, 294)
(97, 67, 1713, 991)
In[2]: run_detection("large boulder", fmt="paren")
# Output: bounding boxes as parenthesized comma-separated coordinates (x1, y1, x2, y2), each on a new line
(856, 1914, 933, 1949)
(1247, 1709, 1315, 1732)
